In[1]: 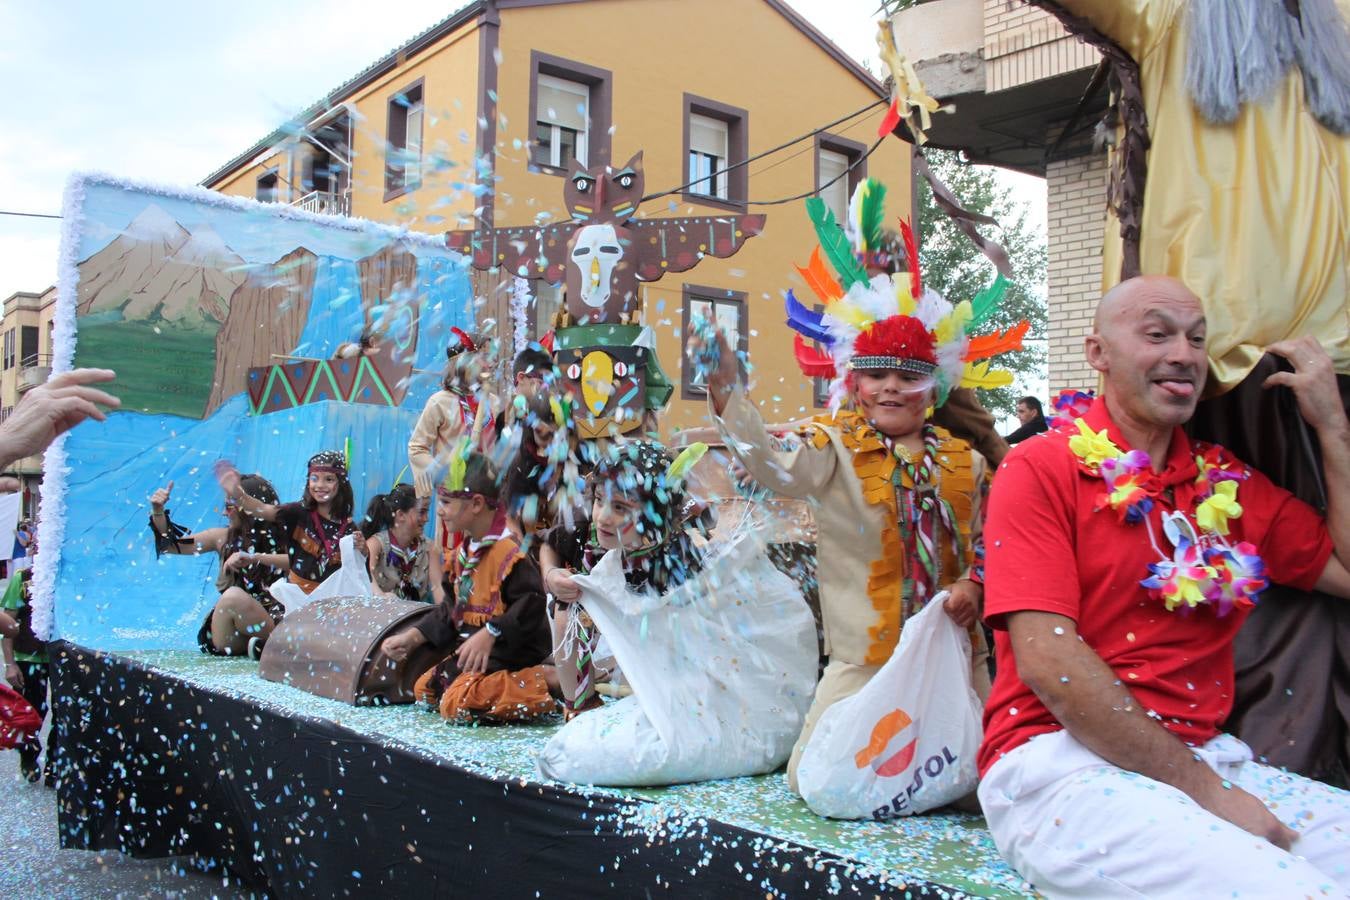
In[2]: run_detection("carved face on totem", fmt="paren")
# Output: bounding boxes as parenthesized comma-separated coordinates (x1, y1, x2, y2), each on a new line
(563, 152, 645, 325)
(557, 342, 649, 439)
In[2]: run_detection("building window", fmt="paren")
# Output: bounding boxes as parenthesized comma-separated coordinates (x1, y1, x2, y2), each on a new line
(682, 94, 748, 211)
(19, 326, 37, 368)
(681, 285, 748, 399)
(529, 52, 612, 176)
(688, 115, 729, 200)
(534, 75, 589, 169)
(2, 328, 13, 370)
(255, 169, 279, 204)
(384, 80, 424, 200)
(812, 303, 831, 408)
(815, 133, 868, 223)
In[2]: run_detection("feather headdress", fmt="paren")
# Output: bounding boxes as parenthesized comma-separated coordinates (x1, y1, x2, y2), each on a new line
(786, 178, 1027, 410)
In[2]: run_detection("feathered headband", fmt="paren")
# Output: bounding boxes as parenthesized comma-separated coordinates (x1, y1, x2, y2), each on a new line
(785, 178, 1029, 409)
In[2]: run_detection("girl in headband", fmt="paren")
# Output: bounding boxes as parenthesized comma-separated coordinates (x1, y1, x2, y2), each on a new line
(149, 473, 289, 658)
(218, 450, 361, 599)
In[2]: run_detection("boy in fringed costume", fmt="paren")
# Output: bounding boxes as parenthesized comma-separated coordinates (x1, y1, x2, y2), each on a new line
(380, 446, 555, 724)
(696, 179, 1028, 792)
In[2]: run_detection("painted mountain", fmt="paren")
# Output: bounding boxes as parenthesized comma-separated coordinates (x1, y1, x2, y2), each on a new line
(73, 205, 251, 418)
(76, 204, 246, 327)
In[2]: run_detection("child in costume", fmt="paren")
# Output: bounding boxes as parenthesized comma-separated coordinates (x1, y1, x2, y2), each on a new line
(535, 441, 819, 786)
(409, 329, 499, 603)
(499, 388, 585, 550)
(539, 440, 710, 719)
(218, 451, 362, 604)
(378, 449, 555, 724)
(2, 567, 54, 782)
(695, 179, 1028, 794)
(408, 329, 497, 496)
(149, 475, 289, 657)
(360, 483, 432, 604)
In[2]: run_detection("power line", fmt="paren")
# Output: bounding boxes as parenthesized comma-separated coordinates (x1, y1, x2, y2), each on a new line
(3, 99, 892, 226)
(640, 98, 886, 204)
(0, 210, 60, 220)
(746, 136, 886, 207)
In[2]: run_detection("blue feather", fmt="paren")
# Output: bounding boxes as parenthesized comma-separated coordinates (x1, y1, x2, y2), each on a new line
(784, 290, 834, 345)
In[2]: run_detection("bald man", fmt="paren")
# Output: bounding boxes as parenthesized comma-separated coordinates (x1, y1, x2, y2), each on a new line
(976, 276, 1350, 896)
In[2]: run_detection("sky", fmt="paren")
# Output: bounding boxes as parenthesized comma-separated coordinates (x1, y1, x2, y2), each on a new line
(0, 0, 1045, 301)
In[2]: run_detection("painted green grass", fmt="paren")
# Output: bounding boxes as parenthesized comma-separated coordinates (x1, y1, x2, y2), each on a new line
(75, 319, 218, 418)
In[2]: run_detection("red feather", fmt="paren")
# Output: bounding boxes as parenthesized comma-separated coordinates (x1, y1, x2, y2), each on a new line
(538, 330, 556, 353)
(794, 334, 837, 379)
(877, 101, 903, 138)
(854, 315, 936, 365)
(449, 326, 476, 352)
(899, 218, 922, 299)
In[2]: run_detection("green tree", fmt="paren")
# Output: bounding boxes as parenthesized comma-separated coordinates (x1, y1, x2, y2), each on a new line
(916, 149, 1047, 421)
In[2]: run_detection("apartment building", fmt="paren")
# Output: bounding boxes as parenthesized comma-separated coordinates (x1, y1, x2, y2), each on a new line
(0, 287, 57, 516)
(202, 0, 912, 431)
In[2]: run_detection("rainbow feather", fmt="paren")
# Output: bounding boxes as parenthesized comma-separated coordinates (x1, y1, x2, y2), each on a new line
(964, 320, 1030, 362)
(959, 360, 1015, 390)
(968, 275, 1010, 330)
(806, 197, 869, 289)
(666, 443, 708, 484)
(851, 179, 887, 253)
(796, 248, 843, 305)
(794, 334, 838, 378)
(899, 218, 922, 299)
(785, 289, 833, 345)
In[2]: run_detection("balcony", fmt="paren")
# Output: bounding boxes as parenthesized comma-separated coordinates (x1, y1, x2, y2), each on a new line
(18, 354, 52, 393)
(889, 0, 1103, 174)
(293, 191, 350, 217)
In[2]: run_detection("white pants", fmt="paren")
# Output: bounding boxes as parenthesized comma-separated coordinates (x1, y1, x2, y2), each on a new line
(979, 730, 1350, 898)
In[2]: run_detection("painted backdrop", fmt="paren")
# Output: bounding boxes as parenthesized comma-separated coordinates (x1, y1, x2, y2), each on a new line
(34, 175, 472, 649)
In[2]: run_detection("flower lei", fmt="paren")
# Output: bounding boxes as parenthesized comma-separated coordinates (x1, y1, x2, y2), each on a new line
(1068, 419, 1268, 616)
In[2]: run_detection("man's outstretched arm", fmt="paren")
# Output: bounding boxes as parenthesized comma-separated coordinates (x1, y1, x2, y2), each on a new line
(1006, 609, 1298, 849)
(1264, 337, 1350, 597)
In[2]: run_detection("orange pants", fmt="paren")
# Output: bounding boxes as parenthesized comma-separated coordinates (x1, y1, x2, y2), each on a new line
(413, 664, 555, 725)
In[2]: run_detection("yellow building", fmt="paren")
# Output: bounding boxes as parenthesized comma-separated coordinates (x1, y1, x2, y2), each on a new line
(203, 0, 911, 432)
(0, 286, 57, 516)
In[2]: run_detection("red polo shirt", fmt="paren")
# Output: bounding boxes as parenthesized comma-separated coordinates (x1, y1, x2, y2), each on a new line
(977, 399, 1333, 777)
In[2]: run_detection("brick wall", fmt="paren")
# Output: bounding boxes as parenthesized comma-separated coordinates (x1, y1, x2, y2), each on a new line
(1045, 150, 1107, 395)
(983, 0, 1096, 92)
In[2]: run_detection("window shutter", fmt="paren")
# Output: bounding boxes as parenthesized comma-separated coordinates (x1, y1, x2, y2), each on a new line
(537, 75, 588, 132)
(818, 148, 850, 223)
(689, 114, 728, 159)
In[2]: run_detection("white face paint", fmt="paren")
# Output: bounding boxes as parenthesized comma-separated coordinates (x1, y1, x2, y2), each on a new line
(569, 223, 623, 310)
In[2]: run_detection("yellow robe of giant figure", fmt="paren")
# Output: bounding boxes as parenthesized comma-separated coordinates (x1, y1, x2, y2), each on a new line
(1054, 0, 1350, 391)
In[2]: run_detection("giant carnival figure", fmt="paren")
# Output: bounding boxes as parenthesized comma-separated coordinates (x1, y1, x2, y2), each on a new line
(1021, 0, 1350, 783)
(448, 151, 764, 440)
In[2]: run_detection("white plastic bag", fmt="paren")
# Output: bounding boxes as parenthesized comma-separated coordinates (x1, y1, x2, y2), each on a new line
(795, 594, 982, 819)
(536, 531, 817, 787)
(267, 533, 372, 614)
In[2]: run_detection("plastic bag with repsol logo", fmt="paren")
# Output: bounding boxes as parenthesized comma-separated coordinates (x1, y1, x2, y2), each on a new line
(796, 594, 982, 819)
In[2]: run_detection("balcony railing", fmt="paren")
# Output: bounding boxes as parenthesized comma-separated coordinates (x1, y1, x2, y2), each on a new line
(293, 191, 350, 217)
(18, 354, 52, 393)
